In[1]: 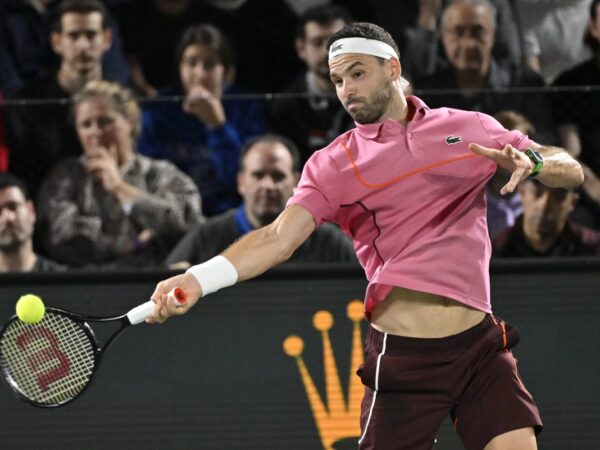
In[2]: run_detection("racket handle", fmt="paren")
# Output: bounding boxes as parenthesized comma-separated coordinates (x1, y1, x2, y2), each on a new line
(127, 287, 187, 325)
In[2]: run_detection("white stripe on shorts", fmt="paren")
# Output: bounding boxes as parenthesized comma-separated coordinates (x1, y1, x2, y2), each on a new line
(358, 332, 388, 445)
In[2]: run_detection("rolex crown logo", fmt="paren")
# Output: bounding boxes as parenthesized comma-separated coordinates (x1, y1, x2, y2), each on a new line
(283, 300, 365, 450)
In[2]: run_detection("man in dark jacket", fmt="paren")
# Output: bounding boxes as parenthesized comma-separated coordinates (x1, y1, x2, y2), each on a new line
(268, 4, 353, 165)
(166, 134, 357, 267)
(5, 0, 114, 197)
(0, 173, 64, 272)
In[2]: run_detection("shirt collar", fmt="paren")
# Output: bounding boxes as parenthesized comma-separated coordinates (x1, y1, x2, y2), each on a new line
(354, 95, 430, 139)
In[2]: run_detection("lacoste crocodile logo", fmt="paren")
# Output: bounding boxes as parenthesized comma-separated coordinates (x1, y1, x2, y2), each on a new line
(331, 43, 343, 53)
(445, 135, 462, 145)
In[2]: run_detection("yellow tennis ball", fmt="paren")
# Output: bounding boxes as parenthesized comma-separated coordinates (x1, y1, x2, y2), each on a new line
(16, 294, 46, 324)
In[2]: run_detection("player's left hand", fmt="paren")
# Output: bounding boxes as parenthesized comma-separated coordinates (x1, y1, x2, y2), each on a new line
(469, 143, 535, 195)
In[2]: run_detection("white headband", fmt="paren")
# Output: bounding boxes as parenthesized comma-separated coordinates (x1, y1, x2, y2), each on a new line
(329, 37, 398, 61)
(328, 37, 410, 88)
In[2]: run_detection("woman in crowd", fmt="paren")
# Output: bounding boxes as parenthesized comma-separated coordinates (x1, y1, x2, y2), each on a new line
(137, 23, 267, 216)
(37, 80, 203, 269)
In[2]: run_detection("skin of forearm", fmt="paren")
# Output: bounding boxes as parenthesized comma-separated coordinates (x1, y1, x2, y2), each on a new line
(222, 223, 296, 282)
(221, 206, 316, 282)
(535, 145, 584, 188)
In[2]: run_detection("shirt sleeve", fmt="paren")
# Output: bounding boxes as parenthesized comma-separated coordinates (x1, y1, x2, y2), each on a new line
(476, 112, 534, 151)
(286, 149, 343, 227)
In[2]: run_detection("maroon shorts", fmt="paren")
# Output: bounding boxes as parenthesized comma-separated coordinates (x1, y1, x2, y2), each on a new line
(357, 315, 543, 450)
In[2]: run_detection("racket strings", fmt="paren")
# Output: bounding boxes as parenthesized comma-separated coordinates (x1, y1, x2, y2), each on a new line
(0, 313, 95, 406)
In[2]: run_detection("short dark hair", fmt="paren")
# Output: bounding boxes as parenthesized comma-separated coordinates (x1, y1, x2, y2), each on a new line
(52, 0, 109, 32)
(240, 135, 301, 173)
(175, 24, 235, 75)
(0, 173, 30, 200)
(327, 22, 400, 59)
(296, 4, 352, 39)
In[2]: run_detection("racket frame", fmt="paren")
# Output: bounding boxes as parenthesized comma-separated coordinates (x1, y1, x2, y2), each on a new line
(0, 289, 184, 408)
(0, 307, 132, 408)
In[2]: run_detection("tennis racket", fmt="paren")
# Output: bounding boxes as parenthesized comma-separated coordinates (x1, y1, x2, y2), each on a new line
(0, 287, 186, 408)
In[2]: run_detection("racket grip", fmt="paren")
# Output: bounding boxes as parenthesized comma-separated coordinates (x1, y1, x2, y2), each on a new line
(127, 288, 187, 325)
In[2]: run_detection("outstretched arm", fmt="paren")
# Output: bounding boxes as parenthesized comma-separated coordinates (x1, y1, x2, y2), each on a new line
(469, 142, 584, 195)
(148, 205, 316, 323)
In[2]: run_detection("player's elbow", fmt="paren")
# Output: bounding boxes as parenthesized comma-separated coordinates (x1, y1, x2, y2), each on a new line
(263, 222, 299, 264)
(575, 162, 585, 186)
(279, 239, 298, 262)
(276, 231, 298, 263)
(565, 159, 585, 187)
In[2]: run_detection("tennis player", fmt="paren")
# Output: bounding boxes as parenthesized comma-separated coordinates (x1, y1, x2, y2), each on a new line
(149, 22, 583, 450)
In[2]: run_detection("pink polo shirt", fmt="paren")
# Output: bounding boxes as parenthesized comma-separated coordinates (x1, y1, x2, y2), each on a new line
(287, 96, 533, 317)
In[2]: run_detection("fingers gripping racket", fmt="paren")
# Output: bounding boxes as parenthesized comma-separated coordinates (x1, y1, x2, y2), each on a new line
(0, 288, 186, 408)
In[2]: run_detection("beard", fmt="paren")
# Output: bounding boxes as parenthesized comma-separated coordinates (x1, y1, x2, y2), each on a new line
(345, 82, 392, 124)
(0, 232, 27, 252)
(0, 222, 32, 252)
(251, 197, 286, 227)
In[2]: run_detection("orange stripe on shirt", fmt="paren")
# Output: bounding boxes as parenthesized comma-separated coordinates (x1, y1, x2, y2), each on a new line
(341, 140, 480, 189)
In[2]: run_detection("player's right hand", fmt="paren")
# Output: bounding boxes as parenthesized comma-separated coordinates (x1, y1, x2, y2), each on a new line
(147, 273, 203, 324)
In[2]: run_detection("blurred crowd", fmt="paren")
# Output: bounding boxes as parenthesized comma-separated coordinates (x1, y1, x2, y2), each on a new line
(1, 0, 599, 273)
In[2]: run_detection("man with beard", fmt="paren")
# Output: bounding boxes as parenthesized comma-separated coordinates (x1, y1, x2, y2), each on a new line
(268, 4, 353, 165)
(164, 134, 356, 267)
(5, 0, 113, 197)
(492, 179, 600, 257)
(150, 22, 583, 450)
(0, 173, 64, 272)
(415, 0, 551, 143)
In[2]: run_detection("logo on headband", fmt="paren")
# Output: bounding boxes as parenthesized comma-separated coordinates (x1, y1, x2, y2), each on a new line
(331, 43, 343, 53)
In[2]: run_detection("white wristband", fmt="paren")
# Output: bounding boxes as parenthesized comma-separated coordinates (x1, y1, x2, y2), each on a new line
(186, 255, 238, 296)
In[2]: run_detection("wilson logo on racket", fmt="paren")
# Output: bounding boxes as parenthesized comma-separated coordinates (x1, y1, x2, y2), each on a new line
(16, 327, 71, 392)
(283, 300, 364, 450)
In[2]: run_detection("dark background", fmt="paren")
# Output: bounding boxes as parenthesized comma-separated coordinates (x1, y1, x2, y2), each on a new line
(0, 259, 599, 449)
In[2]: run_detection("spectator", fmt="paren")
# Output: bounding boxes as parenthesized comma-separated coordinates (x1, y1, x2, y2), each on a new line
(402, 0, 522, 81)
(268, 4, 353, 164)
(37, 80, 202, 269)
(166, 134, 357, 268)
(0, 173, 64, 272)
(493, 179, 600, 257)
(114, 0, 223, 96)
(0, 0, 128, 96)
(486, 110, 534, 238)
(5, 0, 114, 198)
(0, 0, 56, 96)
(515, 0, 592, 84)
(205, 0, 302, 93)
(416, 0, 551, 140)
(138, 24, 267, 217)
(552, 0, 600, 230)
